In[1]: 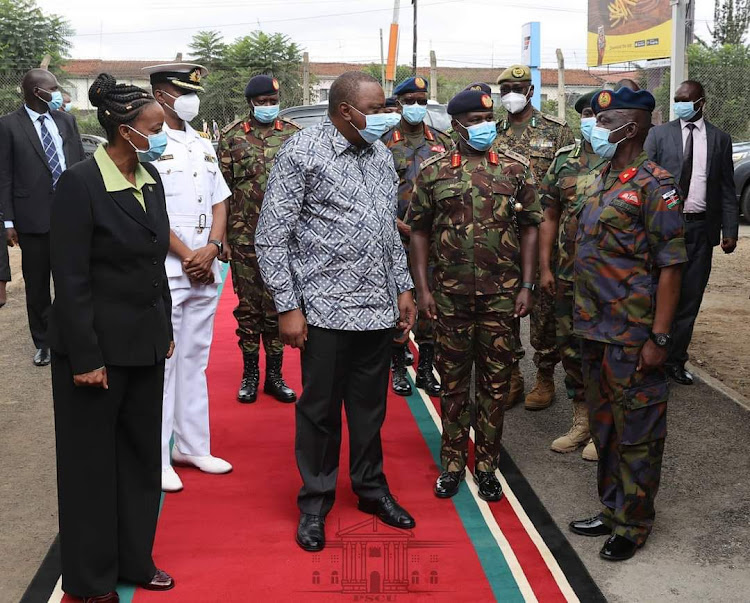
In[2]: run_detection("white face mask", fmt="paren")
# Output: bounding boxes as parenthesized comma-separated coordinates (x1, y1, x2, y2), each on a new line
(163, 91, 201, 122)
(501, 90, 530, 114)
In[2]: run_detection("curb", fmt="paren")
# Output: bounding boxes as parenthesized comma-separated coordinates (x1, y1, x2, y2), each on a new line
(686, 361, 750, 412)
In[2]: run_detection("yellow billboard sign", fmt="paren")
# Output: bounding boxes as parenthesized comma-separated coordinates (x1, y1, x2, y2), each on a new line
(587, 0, 672, 66)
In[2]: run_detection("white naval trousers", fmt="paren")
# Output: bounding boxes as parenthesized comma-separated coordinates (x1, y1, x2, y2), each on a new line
(161, 280, 220, 468)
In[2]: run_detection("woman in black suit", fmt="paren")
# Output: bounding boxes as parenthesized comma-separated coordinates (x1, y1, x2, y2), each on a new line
(49, 73, 175, 602)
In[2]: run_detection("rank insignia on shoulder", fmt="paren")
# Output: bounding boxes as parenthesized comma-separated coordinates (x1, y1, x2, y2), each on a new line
(274, 119, 283, 131)
(392, 129, 404, 143)
(662, 189, 681, 209)
(425, 128, 435, 142)
(204, 154, 217, 163)
(619, 167, 638, 183)
(242, 122, 251, 134)
(430, 145, 445, 153)
(157, 154, 174, 161)
(618, 191, 641, 206)
(198, 131, 211, 139)
(450, 152, 462, 168)
(488, 150, 499, 165)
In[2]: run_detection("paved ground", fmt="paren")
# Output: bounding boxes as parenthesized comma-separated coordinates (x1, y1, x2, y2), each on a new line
(1, 243, 750, 603)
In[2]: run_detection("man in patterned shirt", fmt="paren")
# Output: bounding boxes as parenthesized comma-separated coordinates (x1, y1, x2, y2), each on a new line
(255, 71, 417, 553)
(568, 88, 686, 562)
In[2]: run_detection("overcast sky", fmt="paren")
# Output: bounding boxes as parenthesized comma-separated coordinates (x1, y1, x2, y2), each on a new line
(37, 0, 718, 70)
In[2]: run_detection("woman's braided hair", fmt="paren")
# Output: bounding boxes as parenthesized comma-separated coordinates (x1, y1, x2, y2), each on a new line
(89, 73, 155, 142)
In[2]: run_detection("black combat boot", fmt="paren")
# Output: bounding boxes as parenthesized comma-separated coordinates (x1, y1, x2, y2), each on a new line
(415, 343, 441, 396)
(238, 353, 260, 403)
(391, 345, 412, 397)
(404, 347, 415, 366)
(264, 354, 297, 403)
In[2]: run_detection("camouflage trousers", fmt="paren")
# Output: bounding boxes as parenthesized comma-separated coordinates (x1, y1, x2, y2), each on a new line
(434, 291, 514, 473)
(581, 340, 669, 546)
(555, 279, 584, 403)
(230, 245, 283, 357)
(513, 269, 561, 372)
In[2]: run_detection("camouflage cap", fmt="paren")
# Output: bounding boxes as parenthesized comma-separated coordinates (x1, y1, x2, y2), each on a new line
(497, 64, 531, 84)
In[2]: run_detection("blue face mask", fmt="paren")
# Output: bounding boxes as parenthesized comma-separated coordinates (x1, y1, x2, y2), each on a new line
(127, 126, 168, 163)
(401, 102, 427, 125)
(591, 122, 633, 159)
(253, 102, 280, 124)
(580, 117, 596, 143)
(62, 103, 72, 112)
(37, 88, 64, 112)
(458, 120, 497, 152)
(674, 98, 703, 121)
(349, 106, 392, 144)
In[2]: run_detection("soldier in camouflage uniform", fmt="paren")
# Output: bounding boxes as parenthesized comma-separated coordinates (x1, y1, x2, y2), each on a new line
(495, 65, 575, 411)
(538, 90, 605, 462)
(381, 76, 452, 398)
(407, 90, 541, 502)
(218, 75, 299, 404)
(568, 88, 687, 562)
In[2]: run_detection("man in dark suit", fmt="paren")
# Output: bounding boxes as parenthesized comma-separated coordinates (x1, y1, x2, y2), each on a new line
(0, 68, 85, 364)
(645, 79, 738, 385)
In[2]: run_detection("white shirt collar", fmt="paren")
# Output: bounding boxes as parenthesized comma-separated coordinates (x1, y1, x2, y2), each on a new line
(680, 116, 704, 131)
(24, 104, 51, 122)
(164, 121, 196, 142)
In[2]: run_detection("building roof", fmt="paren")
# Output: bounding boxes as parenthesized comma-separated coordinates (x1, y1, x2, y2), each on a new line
(62, 59, 173, 79)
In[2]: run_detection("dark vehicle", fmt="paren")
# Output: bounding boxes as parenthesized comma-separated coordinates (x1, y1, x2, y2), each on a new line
(732, 142, 750, 220)
(279, 101, 452, 132)
(80, 133, 107, 159)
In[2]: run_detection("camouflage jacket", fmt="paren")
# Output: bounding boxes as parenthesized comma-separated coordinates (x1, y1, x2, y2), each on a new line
(573, 151, 688, 346)
(496, 108, 575, 186)
(407, 147, 542, 298)
(381, 122, 452, 221)
(539, 141, 605, 283)
(218, 116, 300, 245)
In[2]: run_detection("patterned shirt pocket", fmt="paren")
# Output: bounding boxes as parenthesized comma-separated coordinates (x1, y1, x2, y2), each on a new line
(433, 183, 466, 227)
(490, 178, 516, 224)
(597, 204, 638, 256)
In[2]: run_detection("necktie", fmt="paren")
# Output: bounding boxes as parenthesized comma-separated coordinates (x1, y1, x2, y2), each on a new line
(38, 115, 63, 188)
(679, 123, 695, 199)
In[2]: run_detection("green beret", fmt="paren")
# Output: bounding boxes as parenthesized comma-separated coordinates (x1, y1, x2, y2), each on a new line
(574, 90, 601, 114)
(497, 64, 531, 84)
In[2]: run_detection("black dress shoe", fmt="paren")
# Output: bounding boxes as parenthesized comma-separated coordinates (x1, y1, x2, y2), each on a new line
(358, 494, 415, 529)
(666, 364, 693, 385)
(415, 343, 441, 396)
(141, 568, 175, 591)
(296, 514, 326, 552)
(82, 593, 119, 603)
(264, 354, 297, 402)
(569, 515, 612, 537)
(474, 470, 503, 502)
(391, 347, 412, 397)
(434, 470, 464, 498)
(33, 348, 51, 367)
(599, 534, 640, 561)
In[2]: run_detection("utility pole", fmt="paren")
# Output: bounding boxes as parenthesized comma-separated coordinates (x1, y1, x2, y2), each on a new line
(669, 0, 687, 120)
(303, 52, 310, 106)
(380, 29, 386, 87)
(555, 49, 566, 121)
(429, 50, 437, 101)
(412, 0, 418, 76)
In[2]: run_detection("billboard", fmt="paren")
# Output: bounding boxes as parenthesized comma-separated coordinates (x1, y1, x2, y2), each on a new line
(587, 0, 672, 66)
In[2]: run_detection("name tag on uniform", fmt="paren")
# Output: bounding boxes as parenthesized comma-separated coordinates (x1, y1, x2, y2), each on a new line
(204, 154, 217, 163)
(531, 139, 555, 149)
(157, 154, 175, 161)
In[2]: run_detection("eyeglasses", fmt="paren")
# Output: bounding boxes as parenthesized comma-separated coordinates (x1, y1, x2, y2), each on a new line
(398, 98, 428, 106)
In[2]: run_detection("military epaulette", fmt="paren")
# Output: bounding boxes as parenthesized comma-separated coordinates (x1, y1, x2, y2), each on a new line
(554, 143, 576, 157)
(499, 147, 529, 167)
(419, 149, 449, 171)
(221, 117, 244, 135)
(391, 128, 404, 143)
(197, 131, 211, 139)
(541, 112, 567, 126)
(278, 116, 302, 130)
(643, 159, 674, 181)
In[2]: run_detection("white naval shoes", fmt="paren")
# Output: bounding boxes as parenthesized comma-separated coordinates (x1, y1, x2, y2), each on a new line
(171, 449, 233, 474)
(161, 466, 184, 493)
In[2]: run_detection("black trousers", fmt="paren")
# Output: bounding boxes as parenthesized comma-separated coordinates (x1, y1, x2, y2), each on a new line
(17, 232, 51, 348)
(52, 353, 163, 597)
(296, 326, 392, 515)
(0, 224, 9, 282)
(668, 219, 713, 368)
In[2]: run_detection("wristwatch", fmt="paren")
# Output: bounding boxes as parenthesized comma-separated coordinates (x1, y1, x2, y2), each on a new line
(650, 332, 671, 347)
(208, 239, 223, 255)
(521, 282, 536, 292)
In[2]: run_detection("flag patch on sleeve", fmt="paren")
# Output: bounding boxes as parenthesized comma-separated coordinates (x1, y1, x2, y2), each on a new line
(662, 189, 681, 209)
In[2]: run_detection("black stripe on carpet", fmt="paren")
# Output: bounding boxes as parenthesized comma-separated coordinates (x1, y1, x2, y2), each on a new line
(20, 535, 61, 603)
(499, 444, 608, 602)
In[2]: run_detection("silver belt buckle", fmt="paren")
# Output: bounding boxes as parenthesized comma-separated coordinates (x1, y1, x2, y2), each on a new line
(197, 213, 207, 233)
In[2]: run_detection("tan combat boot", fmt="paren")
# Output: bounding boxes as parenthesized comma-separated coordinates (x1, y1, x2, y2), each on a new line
(504, 363, 524, 410)
(581, 439, 598, 461)
(524, 369, 555, 410)
(550, 400, 590, 453)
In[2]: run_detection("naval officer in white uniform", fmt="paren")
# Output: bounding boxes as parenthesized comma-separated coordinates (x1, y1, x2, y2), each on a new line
(144, 63, 233, 492)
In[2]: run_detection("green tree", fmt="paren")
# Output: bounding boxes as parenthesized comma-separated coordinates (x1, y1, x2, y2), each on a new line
(188, 30, 226, 70)
(709, 0, 750, 46)
(541, 99, 581, 137)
